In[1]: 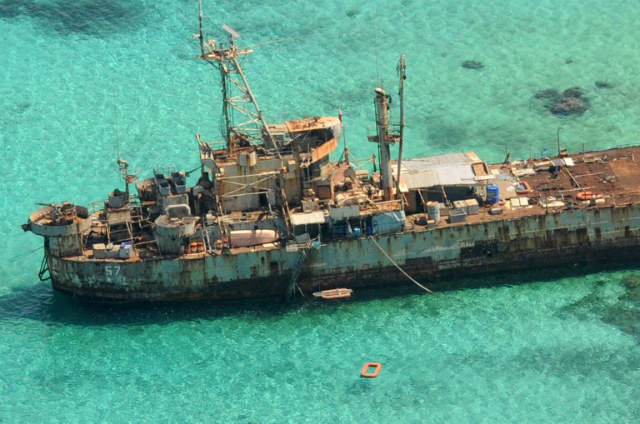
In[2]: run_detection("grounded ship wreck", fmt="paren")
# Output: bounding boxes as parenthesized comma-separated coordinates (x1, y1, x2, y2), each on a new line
(23, 26, 640, 302)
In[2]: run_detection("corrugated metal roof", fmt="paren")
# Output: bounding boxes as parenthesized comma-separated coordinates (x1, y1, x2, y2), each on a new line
(401, 169, 440, 189)
(436, 165, 477, 186)
(396, 152, 480, 172)
(399, 166, 477, 189)
(392, 151, 486, 189)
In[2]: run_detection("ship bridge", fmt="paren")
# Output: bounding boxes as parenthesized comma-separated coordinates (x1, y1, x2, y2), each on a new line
(196, 115, 341, 214)
(267, 116, 341, 167)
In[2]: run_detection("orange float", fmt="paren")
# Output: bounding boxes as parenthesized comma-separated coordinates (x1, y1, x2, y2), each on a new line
(360, 362, 382, 378)
(576, 191, 602, 201)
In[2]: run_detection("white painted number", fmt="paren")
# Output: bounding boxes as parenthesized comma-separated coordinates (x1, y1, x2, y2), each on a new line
(105, 265, 120, 276)
(105, 265, 125, 284)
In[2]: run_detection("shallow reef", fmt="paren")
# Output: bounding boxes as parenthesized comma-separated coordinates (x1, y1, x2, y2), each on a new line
(534, 86, 590, 116)
(461, 60, 484, 70)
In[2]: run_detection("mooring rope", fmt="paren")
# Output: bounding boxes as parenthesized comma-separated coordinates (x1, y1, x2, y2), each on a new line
(368, 236, 435, 294)
(3, 246, 43, 264)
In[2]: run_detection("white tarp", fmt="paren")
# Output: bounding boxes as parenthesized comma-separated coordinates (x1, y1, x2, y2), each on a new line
(290, 211, 326, 226)
(372, 210, 406, 235)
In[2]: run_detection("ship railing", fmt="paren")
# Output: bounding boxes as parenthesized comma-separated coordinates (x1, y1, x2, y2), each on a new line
(87, 195, 140, 215)
(209, 141, 227, 151)
(612, 143, 639, 151)
(199, 140, 226, 155)
(372, 199, 403, 211)
(285, 241, 311, 252)
(285, 233, 316, 252)
(154, 165, 177, 177)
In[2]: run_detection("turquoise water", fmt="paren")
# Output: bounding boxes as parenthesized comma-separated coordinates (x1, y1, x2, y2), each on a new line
(2, 0, 640, 422)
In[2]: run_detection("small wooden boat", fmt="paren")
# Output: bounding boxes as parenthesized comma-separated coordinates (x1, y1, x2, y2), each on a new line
(312, 288, 353, 300)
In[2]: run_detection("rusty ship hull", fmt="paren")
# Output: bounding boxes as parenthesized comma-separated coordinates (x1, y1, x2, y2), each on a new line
(45, 200, 640, 302)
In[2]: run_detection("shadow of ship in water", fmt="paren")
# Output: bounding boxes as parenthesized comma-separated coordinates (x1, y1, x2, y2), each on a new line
(2, 262, 640, 340)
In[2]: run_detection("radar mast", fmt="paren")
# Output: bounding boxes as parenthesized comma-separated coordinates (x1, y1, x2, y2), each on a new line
(199, 22, 280, 159)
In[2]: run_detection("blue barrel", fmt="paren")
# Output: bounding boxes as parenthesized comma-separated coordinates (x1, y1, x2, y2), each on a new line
(353, 226, 361, 238)
(486, 185, 500, 204)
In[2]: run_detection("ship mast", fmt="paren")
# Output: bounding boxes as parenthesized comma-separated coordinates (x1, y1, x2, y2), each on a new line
(369, 60, 404, 201)
(395, 54, 406, 200)
(200, 24, 280, 159)
(113, 97, 137, 200)
(370, 87, 398, 201)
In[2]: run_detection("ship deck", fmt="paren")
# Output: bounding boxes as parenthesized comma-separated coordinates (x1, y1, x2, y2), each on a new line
(63, 146, 640, 263)
(404, 146, 640, 230)
(224, 145, 640, 244)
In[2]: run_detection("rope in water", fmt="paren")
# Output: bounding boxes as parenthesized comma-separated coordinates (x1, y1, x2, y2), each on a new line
(3, 246, 42, 264)
(368, 236, 435, 294)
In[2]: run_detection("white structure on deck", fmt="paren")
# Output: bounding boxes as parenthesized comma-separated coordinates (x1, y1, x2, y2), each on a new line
(392, 152, 495, 213)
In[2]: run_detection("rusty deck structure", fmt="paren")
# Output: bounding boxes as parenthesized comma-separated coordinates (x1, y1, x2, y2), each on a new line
(25, 144, 640, 301)
(21, 23, 640, 302)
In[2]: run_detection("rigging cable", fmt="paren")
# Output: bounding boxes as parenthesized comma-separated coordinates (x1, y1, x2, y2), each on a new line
(3, 246, 43, 264)
(113, 93, 122, 162)
(373, 9, 381, 88)
(368, 236, 435, 294)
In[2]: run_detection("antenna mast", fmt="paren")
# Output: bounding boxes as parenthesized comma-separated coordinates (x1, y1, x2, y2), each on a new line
(113, 97, 122, 162)
(112, 96, 137, 197)
(200, 24, 280, 159)
(197, 0, 205, 56)
(395, 54, 406, 200)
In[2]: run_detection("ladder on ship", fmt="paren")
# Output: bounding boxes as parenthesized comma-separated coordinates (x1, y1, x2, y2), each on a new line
(286, 247, 309, 301)
(272, 207, 289, 238)
(203, 229, 212, 253)
(105, 219, 135, 244)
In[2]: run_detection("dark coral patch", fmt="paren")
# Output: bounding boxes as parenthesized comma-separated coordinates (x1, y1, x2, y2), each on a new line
(534, 86, 590, 116)
(461, 60, 484, 70)
(534, 88, 560, 100)
(0, 0, 145, 36)
(550, 96, 589, 116)
(595, 81, 614, 89)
